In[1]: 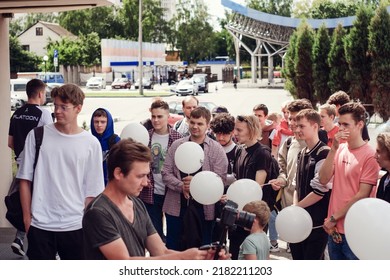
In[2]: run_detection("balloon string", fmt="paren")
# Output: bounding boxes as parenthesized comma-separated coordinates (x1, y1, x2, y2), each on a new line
(312, 225, 323, 229)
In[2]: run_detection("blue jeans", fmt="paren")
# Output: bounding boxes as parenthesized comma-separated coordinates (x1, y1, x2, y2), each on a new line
(268, 210, 278, 242)
(328, 234, 358, 260)
(144, 194, 165, 241)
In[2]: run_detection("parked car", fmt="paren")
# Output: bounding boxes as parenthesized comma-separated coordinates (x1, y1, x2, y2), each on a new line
(167, 100, 217, 126)
(11, 97, 23, 110)
(45, 83, 63, 104)
(86, 77, 106, 89)
(192, 73, 209, 93)
(10, 78, 29, 103)
(175, 79, 199, 96)
(111, 78, 131, 89)
(134, 78, 154, 90)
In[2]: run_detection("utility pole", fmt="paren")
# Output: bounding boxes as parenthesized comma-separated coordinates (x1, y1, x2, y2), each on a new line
(138, 0, 143, 96)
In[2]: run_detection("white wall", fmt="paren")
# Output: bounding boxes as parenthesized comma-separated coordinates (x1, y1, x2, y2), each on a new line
(18, 22, 62, 57)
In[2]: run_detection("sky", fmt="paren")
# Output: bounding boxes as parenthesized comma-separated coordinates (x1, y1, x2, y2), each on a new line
(207, 0, 246, 30)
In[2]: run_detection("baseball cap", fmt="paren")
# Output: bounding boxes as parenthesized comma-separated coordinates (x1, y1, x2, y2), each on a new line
(212, 106, 229, 115)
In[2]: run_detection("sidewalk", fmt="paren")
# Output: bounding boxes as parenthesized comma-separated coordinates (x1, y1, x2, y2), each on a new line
(0, 228, 27, 260)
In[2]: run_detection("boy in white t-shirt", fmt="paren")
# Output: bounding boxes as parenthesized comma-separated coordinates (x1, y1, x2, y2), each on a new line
(17, 84, 104, 260)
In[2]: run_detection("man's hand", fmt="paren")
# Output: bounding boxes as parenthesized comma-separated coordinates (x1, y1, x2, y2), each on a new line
(23, 215, 32, 234)
(182, 176, 193, 199)
(181, 248, 209, 260)
(332, 129, 349, 150)
(269, 178, 285, 191)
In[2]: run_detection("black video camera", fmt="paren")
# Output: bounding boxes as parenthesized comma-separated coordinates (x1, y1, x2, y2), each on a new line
(217, 200, 255, 230)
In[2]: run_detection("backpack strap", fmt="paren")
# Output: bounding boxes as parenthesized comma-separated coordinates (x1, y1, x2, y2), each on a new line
(108, 133, 118, 150)
(33, 126, 44, 169)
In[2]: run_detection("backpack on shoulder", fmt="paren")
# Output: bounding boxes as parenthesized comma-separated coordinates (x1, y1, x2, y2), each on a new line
(4, 126, 44, 231)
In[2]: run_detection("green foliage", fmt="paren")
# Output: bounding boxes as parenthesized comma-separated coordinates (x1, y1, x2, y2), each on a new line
(9, 36, 41, 73)
(369, 4, 390, 121)
(328, 24, 350, 93)
(283, 32, 298, 97)
(45, 37, 81, 69)
(294, 21, 316, 105)
(345, 5, 374, 107)
(174, 0, 215, 63)
(246, 0, 293, 16)
(312, 24, 331, 104)
(310, 0, 359, 19)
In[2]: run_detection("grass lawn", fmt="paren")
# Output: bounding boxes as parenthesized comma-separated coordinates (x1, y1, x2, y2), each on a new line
(84, 90, 174, 98)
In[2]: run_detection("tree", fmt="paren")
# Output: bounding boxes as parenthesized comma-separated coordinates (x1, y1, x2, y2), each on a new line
(283, 32, 298, 98)
(294, 21, 315, 105)
(59, 7, 123, 39)
(312, 24, 331, 104)
(369, 4, 390, 121)
(246, 0, 293, 16)
(344, 5, 374, 108)
(174, 0, 215, 63)
(310, 0, 359, 19)
(328, 24, 350, 93)
(9, 36, 41, 73)
(45, 37, 81, 70)
(79, 33, 102, 67)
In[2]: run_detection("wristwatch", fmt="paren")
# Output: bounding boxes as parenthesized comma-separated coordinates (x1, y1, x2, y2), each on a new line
(330, 215, 337, 223)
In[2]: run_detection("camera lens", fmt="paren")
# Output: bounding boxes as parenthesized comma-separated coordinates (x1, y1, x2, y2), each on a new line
(235, 211, 255, 229)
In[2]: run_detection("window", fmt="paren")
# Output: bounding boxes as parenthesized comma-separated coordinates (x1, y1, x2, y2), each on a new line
(22, 45, 30, 51)
(36, 27, 43, 36)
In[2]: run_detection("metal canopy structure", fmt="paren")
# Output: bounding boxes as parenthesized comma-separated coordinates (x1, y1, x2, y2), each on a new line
(221, 0, 358, 84)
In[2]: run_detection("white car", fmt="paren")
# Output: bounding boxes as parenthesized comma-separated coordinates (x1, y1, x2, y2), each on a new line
(175, 79, 199, 96)
(86, 77, 106, 89)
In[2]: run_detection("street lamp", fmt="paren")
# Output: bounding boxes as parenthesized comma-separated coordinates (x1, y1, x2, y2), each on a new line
(43, 55, 48, 82)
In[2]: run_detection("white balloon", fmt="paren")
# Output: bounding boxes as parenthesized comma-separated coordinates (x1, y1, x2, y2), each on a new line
(226, 179, 263, 210)
(120, 123, 149, 146)
(345, 198, 390, 260)
(190, 171, 224, 205)
(275, 206, 313, 243)
(174, 142, 204, 174)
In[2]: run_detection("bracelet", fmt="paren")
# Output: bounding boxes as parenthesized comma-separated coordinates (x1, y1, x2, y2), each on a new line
(330, 215, 337, 223)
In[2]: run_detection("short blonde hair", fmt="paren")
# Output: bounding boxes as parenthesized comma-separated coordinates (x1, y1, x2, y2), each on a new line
(377, 132, 390, 160)
(319, 104, 337, 118)
(236, 115, 261, 141)
(243, 200, 270, 228)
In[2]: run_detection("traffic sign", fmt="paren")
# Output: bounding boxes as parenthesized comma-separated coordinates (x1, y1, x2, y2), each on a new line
(54, 57, 58, 67)
(54, 49, 58, 58)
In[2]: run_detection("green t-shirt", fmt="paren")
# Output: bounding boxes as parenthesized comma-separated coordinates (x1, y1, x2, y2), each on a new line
(238, 232, 270, 260)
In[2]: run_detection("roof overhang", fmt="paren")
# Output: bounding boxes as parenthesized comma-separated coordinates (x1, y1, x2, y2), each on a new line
(0, 0, 114, 14)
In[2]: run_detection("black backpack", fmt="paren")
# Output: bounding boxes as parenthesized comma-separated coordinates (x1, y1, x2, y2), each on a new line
(5, 126, 44, 231)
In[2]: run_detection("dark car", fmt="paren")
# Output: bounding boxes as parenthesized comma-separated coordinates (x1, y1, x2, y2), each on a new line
(111, 78, 131, 89)
(45, 83, 63, 105)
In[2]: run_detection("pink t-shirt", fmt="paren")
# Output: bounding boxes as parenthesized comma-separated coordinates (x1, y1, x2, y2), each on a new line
(328, 143, 380, 233)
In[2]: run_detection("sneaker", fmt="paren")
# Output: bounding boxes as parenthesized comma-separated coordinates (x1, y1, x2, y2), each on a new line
(11, 238, 25, 256)
(286, 243, 291, 253)
(270, 243, 280, 252)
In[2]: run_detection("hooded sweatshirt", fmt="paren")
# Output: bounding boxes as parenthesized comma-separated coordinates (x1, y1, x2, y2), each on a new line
(90, 108, 120, 185)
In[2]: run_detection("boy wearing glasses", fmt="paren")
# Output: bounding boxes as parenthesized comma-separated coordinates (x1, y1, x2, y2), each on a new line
(17, 84, 104, 260)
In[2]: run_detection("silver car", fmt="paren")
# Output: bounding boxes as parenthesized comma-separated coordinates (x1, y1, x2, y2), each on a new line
(175, 79, 199, 96)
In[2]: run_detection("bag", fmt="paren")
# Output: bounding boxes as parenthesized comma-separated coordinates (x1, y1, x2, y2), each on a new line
(180, 198, 203, 250)
(4, 126, 44, 231)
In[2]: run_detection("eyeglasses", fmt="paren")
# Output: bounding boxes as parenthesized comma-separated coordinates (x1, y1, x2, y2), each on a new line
(51, 103, 76, 112)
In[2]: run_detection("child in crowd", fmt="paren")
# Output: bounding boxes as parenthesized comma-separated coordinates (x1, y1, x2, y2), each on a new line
(272, 101, 293, 157)
(238, 201, 271, 260)
(319, 104, 339, 147)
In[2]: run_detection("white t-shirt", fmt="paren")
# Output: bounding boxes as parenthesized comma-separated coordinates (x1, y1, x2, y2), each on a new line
(17, 123, 104, 231)
(151, 133, 169, 195)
